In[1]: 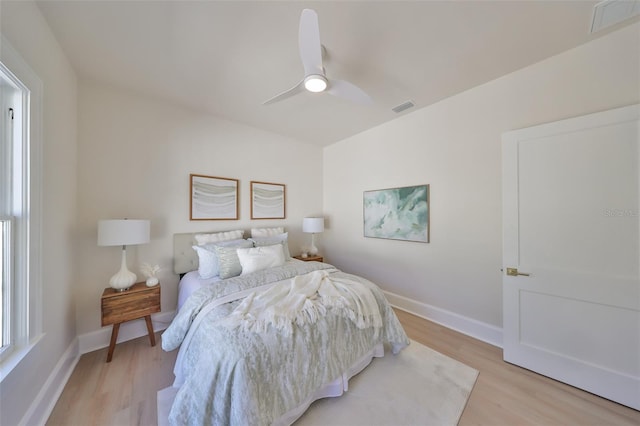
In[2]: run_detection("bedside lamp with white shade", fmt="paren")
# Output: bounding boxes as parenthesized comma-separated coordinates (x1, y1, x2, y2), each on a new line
(98, 219, 150, 291)
(303, 217, 324, 256)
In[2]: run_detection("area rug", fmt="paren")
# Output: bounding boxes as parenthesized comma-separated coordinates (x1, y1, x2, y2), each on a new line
(158, 340, 478, 426)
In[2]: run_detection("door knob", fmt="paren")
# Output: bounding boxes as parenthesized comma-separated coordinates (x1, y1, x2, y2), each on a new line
(506, 267, 530, 277)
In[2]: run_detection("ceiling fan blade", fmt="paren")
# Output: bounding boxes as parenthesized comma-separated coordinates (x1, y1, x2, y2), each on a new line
(299, 9, 323, 76)
(327, 79, 373, 105)
(262, 79, 305, 105)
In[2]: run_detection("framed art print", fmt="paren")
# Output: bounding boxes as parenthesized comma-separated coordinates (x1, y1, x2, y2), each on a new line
(251, 181, 286, 219)
(190, 174, 239, 220)
(363, 184, 429, 242)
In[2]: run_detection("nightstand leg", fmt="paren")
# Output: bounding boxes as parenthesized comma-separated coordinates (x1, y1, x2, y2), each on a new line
(144, 315, 156, 347)
(106, 323, 120, 363)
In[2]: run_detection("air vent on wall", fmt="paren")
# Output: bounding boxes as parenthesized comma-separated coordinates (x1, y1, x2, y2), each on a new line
(392, 100, 415, 114)
(590, 0, 640, 33)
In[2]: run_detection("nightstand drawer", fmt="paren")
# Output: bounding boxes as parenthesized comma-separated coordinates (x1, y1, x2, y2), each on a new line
(101, 283, 160, 326)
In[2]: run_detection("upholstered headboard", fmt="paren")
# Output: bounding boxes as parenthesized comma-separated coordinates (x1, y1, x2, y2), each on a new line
(173, 232, 200, 275)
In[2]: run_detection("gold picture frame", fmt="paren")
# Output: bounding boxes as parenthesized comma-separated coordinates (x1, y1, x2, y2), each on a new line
(190, 174, 239, 220)
(250, 181, 286, 219)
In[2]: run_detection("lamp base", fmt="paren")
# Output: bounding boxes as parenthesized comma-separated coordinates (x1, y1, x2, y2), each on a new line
(308, 234, 319, 256)
(109, 247, 137, 291)
(109, 269, 136, 291)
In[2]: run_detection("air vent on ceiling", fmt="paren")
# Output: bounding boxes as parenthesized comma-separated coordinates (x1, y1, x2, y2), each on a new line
(392, 100, 415, 114)
(590, 0, 640, 33)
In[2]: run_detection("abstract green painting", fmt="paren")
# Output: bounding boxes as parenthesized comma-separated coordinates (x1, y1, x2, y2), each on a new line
(363, 185, 429, 242)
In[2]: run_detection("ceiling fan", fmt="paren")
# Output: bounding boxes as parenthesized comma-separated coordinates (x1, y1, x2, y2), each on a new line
(263, 9, 372, 105)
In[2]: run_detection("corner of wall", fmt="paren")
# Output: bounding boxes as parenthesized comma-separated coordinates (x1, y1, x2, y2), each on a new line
(19, 338, 80, 426)
(384, 290, 503, 348)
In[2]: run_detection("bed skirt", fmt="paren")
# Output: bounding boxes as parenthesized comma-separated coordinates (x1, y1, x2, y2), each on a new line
(273, 342, 384, 425)
(158, 343, 384, 426)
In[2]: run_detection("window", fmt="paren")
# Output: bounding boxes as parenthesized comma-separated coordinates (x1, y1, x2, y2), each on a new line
(1, 218, 13, 353)
(1, 62, 27, 360)
(0, 37, 42, 379)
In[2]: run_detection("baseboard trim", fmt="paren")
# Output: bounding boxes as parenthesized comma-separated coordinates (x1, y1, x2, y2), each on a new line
(384, 290, 503, 348)
(20, 337, 80, 426)
(78, 311, 176, 355)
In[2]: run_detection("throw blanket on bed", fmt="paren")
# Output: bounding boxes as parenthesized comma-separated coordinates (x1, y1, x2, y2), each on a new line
(162, 261, 338, 352)
(222, 269, 383, 335)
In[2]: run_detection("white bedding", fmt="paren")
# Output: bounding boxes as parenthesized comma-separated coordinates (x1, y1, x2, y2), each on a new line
(177, 271, 221, 311)
(177, 259, 305, 311)
(163, 261, 409, 425)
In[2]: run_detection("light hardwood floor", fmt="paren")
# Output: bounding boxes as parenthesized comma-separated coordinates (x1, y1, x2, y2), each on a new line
(47, 331, 177, 426)
(47, 310, 640, 425)
(395, 310, 639, 426)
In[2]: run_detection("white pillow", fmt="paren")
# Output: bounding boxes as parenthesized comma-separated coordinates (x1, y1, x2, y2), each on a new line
(237, 244, 286, 275)
(192, 245, 219, 279)
(195, 229, 244, 245)
(192, 238, 250, 279)
(249, 232, 291, 259)
(250, 227, 284, 238)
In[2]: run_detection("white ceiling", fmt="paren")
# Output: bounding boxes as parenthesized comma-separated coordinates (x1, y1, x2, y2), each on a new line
(34, 0, 630, 146)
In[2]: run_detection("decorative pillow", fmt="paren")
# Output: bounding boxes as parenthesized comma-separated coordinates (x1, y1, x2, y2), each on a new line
(236, 244, 286, 275)
(192, 238, 251, 279)
(249, 232, 291, 258)
(213, 240, 254, 279)
(192, 245, 219, 279)
(250, 227, 285, 238)
(195, 229, 244, 246)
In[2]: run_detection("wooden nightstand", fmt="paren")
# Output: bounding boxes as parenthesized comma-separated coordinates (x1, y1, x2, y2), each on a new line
(293, 255, 323, 263)
(101, 282, 160, 362)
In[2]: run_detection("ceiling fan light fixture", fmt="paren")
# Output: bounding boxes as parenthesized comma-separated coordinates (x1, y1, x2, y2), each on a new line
(263, 9, 372, 105)
(304, 74, 328, 92)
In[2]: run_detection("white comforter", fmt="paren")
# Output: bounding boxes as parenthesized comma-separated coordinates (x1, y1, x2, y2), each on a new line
(162, 261, 409, 426)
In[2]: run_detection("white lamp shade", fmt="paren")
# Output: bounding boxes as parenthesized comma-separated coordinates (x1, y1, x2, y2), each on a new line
(303, 217, 324, 233)
(98, 219, 150, 246)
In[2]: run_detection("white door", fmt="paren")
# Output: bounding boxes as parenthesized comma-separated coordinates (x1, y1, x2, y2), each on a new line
(502, 104, 640, 410)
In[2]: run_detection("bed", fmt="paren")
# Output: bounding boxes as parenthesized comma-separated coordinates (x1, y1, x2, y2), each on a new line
(162, 229, 409, 425)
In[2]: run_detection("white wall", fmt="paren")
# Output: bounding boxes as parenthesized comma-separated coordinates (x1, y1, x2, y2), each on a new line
(0, 1, 78, 425)
(75, 81, 323, 335)
(323, 23, 640, 340)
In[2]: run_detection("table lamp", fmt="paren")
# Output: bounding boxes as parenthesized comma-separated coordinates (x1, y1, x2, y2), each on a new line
(303, 217, 324, 256)
(98, 219, 150, 291)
